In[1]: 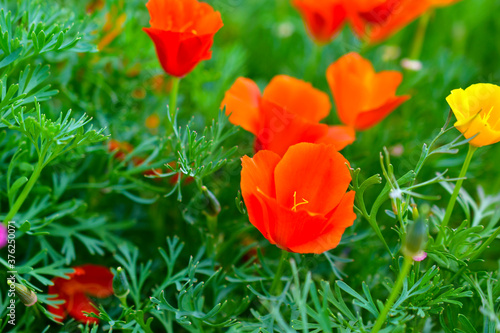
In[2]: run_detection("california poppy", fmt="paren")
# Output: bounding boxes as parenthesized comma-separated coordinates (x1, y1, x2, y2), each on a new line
(143, 0, 223, 77)
(326, 52, 409, 130)
(48, 265, 114, 324)
(240, 142, 356, 254)
(98, 3, 127, 51)
(221, 75, 355, 156)
(291, 0, 347, 44)
(446, 83, 500, 147)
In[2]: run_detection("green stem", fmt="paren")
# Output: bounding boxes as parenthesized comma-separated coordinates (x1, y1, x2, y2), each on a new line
(437, 144, 477, 243)
(3, 158, 44, 224)
(206, 214, 218, 258)
(450, 225, 500, 282)
(371, 256, 413, 333)
(270, 250, 289, 296)
(305, 43, 322, 81)
(167, 77, 180, 130)
(409, 12, 431, 60)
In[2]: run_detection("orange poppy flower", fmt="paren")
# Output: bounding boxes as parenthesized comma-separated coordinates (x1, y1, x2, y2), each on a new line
(240, 143, 356, 254)
(326, 52, 410, 130)
(48, 265, 113, 324)
(221, 75, 355, 156)
(108, 139, 133, 161)
(143, 0, 223, 78)
(291, 0, 347, 44)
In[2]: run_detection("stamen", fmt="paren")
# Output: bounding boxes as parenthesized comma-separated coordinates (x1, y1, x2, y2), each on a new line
(292, 191, 309, 212)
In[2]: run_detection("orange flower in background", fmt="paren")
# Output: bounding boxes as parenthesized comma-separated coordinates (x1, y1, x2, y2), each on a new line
(291, 0, 347, 44)
(221, 75, 355, 156)
(48, 265, 113, 324)
(327, 52, 409, 130)
(446, 83, 500, 147)
(108, 139, 133, 161)
(143, 0, 223, 78)
(240, 143, 356, 254)
(98, 3, 127, 51)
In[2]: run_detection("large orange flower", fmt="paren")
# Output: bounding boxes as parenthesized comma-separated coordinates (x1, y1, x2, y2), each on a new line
(143, 0, 223, 77)
(221, 75, 355, 156)
(326, 52, 410, 130)
(291, 0, 347, 44)
(48, 265, 113, 324)
(241, 143, 356, 254)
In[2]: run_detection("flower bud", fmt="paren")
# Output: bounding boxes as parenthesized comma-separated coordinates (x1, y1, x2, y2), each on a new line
(404, 217, 427, 258)
(201, 186, 221, 217)
(113, 267, 130, 299)
(7, 280, 37, 307)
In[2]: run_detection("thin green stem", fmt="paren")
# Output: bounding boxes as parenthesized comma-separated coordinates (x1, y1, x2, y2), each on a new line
(371, 256, 413, 333)
(437, 144, 477, 243)
(167, 77, 180, 131)
(206, 214, 218, 258)
(409, 12, 431, 60)
(270, 250, 289, 296)
(305, 43, 322, 82)
(450, 225, 500, 282)
(3, 158, 44, 224)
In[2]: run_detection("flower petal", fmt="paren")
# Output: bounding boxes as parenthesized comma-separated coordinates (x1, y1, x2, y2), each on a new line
(317, 125, 356, 150)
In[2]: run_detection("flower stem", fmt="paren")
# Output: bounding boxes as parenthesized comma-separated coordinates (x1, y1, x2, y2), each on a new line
(371, 256, 413, 333)
(3, 159, 44, 225)
(409, 12, 431, 60)
(167, 76, 180, 130)
(270, 250, 289, 296)
(437, 144, 477, 243)
(450, 225, 500, 282)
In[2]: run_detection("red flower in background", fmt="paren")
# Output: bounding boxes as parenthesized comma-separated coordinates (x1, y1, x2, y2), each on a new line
(48, 265, 113, 324)
(326, 52, 409, 130)
(143, 0, 223, 77)
(240, 143, 356, 254)
(291, 0, 347, 44)
(221, 75, 355, 156)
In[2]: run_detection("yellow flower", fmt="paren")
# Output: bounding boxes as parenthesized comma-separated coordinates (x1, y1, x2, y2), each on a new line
(446, 83, 500, 147)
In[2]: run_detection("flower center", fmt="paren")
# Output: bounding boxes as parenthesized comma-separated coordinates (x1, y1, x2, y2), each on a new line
(292, 191, 309, 212)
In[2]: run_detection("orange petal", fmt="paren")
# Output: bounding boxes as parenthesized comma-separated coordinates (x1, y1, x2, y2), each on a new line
(221, 77, 262, 134)
(287, 191, 356, 253)
(263, 75, 331, 123)
(317, 125, 356, 150)
(274, 143, 351, 216)
(354, 95, 410, 130)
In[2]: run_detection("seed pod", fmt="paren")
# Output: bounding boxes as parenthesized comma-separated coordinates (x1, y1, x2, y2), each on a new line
(201, 186, 221, 217)
(113, 267, 130, 299)
(404, 217, 427, 258)
(7, 280, 37, 307)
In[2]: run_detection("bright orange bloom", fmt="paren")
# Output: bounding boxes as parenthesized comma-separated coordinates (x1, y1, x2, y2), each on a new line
(48, 265, 113, 324)
(241, 143, 356, 254)
(446, 83, 500, 147)
(221, 75, 355, 156)
(291, 0, 347, 44)
(346, 0, 461, 43)
(143, 0, 223, 77)
(326, 52, 409, 130)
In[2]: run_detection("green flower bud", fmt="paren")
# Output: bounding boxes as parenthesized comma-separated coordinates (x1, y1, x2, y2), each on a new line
(113, 267, 130, 299)
(7, 280, 37, 307)
(201, 186, 221, 217)
(404, 217, 427, 257)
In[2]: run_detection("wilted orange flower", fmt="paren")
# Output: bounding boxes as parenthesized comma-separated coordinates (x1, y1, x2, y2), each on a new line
(446, 83, 500, 147)
(346, 0, 461, 43)
(143, 0, 223, 77)
(326, 52, 409, 130)
(48, 265, 113, 324)
(291, 0, 347, 44)
(221, 75, 355, 156)
(241, 143, 356, 254)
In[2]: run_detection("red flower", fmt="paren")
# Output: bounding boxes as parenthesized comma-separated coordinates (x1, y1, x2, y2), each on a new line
(240, 143, 356, 254)
(221, 75, 355, 156)
(108, 139, 133, 161)
(291, 0, 347, 44)
(143, 0, 223, 77)
(48, 265, 113, 324)
(326, 52, 410, 130)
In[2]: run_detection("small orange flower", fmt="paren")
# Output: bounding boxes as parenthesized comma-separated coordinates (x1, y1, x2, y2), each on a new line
(241, 143, 356, 254)
(221, 75, 355, 156)
(143, 0, 223, 78)
(291, 0, 347, 44)
(48, 265, 113, 324)
(108, 139, 133, 161)
(326, 52, 410, 130)
(98, 3, 127, 51)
